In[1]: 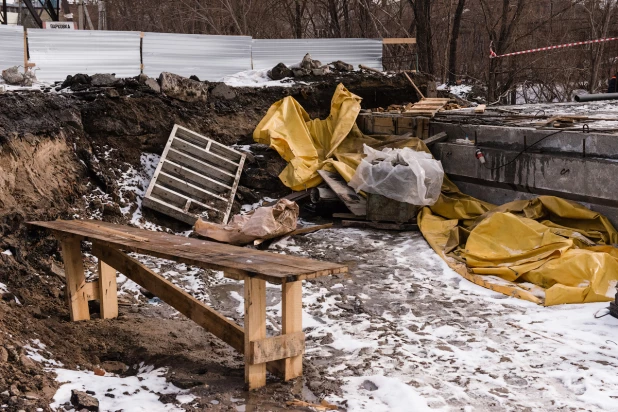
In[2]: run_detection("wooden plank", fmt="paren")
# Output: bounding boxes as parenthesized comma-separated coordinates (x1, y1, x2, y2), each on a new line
(157, 171, 228, 203)
(474, 104, 487, 114)
(92, 243, 245, 352)
(31, 220, 349, 283)
(82, 281, 99, 301)
(244, 277, 266, 389)
(333, 213, 366, 220)
(60, 236, 90, 321)
(383, 38, 416, 44)
(162, 160, 231, 194)
(71, 221, 150, 242)
(403, 71, 424, 100)
(317, 170, 367, 217)
(97, 253, 118, 319)
(282, 281, 303, 380)
(250, 331, 305, 365)
(166, 148, 236, 185)
(423, 132, 448, 146)
(142, 196, 200, 226)
(171, 138, 238, 173)
(289, 223, 333, 236)
(342, 220, 419, 231)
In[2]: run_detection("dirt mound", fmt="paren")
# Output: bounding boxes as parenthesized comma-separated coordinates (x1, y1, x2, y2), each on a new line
(0, 71, 418, 410)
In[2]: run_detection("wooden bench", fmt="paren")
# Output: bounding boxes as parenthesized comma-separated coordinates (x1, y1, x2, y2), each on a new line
(29, 220, 348, 389)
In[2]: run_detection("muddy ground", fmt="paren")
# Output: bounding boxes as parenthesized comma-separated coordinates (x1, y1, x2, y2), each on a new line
(0, 72, 431, 411)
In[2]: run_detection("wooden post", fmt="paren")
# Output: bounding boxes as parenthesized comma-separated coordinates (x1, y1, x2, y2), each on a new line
(282, 280, 303, 380)
(244, 277, 266, 389)
(59, 236, 90, 321)
(98, 259, 118, 319)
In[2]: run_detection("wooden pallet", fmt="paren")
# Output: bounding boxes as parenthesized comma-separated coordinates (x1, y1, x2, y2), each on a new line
(30, 220, 348, 390)
(143, 125, 246, 225)
(402, 98, 452, 118)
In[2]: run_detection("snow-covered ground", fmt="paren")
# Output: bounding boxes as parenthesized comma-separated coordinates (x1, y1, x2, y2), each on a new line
(221, 68, 301, 88)
(38, 148, 618, 411)
(438, 84, 473, 101)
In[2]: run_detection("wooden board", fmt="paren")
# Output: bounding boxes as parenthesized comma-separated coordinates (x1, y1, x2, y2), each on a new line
(93, 243, 245, 352)
(244, 277, 266, 389)
(317, 170, 366, 216)
(30, 220, 348, 284)
(143, 124, 246, 225)
(424, 132, 448, 146)
(383, 38, 416, 44)
(249, 331, 305, 365)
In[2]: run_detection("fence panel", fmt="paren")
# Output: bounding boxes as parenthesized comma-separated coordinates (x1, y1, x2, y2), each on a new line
(0, 25, 25, 71)
(142, 33, 252, 81)
(27, 29, 141, 83)
(252, 38, 383, 71)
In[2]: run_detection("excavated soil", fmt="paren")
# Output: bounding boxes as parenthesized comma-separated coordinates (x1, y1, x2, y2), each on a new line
(0, 72, 424, 411)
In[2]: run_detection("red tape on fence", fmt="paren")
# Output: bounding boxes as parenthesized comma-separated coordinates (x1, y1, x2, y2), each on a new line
(490, 37, 618, 59)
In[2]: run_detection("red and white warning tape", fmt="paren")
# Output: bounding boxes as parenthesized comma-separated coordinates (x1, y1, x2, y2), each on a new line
(489, 37, 618, 59)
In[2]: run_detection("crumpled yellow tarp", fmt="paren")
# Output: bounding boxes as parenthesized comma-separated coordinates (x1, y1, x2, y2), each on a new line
(254, 84, 618, 306)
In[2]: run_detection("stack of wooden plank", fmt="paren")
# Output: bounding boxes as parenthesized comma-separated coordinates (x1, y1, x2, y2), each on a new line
(401, 98, 452, 118)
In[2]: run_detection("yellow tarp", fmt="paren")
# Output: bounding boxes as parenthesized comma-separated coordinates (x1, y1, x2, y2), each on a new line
(254, 84, 618, 306)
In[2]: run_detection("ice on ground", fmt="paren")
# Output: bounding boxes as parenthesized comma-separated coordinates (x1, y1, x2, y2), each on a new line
(118, 152, 161, 230)
(222, 68, 302, 88)
(50, 366, 195, 412)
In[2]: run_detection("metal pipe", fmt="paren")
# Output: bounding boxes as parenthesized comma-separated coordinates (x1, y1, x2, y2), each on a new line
(575, 93, 618, 102)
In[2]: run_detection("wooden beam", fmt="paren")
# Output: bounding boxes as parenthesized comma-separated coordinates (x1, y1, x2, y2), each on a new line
(82, 281, 99, 301)
(250, 332, 305, 365)
(403, 71, 425, 100)
(244, 277, 266, 389)
(474, 104, 487, 114)
(91, 242, 245, 352)
(423, 132, 449, 146)
(383, 38, 416, 44)
(317, 170, 366, 217)
(281, 281, 303, 380)
(59, 236, 90, 321)
(97, 255, 118, 319)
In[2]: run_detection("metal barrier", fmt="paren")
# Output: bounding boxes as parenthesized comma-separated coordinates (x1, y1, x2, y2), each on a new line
(252, 38, 383, 71)
(0, 28, 384, 83)
(27, 29, 141, 83)
(142, 32, 252, 81)
(0, 25, 25, 71)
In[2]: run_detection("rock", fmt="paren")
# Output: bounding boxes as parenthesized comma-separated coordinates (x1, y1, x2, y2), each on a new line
(189, 75, 201, 82)
(269, 63, 293, 80)
(93, 368, 105, 376)
(102, 202, 122, 217)
(159, 72, 208, 103)
(24, 391, 39, 400)
(210, 83, 236, 100)
(20, 354, 36, 369)
(2, 66, 25, 85)
(100, 361, 128, 374)
(9, 384, 20, 396)
(292, 68, 309, 78)
(0, 347, 8, 363)
(333, 60, 354, 71)
(145, 78, 160, 93)
(158, 393, 177, 404)
(311, 68, 325, 76)
(91, 73, 123, 87)
(104, 89, 120, 98)
(300, 53, 322, 70)
(70, 390, 99, 411)
(361, 379, 378, 391)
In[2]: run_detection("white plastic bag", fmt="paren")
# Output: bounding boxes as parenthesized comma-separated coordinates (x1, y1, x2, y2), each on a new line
(348, 145, 444, 206)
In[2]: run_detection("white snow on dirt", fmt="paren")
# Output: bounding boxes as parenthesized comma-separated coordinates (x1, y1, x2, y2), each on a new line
(117, 152, 161, 230)
(50, 365, 195, 411)
(438, 83, 473, 100)
(222, 68, 300, 88)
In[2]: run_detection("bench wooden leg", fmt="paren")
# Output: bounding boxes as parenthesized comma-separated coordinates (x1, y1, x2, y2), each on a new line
(282, 280, 303, 380)
(98, 259, 118, 319)
(244, 277, 266, 390)
(59, 236, 90, 322)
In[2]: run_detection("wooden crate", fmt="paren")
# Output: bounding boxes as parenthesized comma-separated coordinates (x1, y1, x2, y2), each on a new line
(356, 113, 429, 138)
(143, 125, 246, 225)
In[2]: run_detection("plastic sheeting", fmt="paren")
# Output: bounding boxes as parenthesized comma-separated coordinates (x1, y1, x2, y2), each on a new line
(349, 145, 444, 206)
(142, 33, 252, 81)
(255, 85, 618, 306)
(27, 29, 141, 83)
(0, 25, 24, 71)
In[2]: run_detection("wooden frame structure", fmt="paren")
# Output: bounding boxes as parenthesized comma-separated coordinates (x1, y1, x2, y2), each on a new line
(143, 125, 246, 226)
(30, 220, 347, 389)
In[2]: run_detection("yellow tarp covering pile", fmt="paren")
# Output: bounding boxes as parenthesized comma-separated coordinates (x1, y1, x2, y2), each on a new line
(254, 84, 618, 306)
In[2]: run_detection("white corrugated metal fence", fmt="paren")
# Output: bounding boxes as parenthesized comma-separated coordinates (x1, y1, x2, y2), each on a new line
(0, 28, 384, 83)
(0, 25, 25, 71)
(27, 29, 142, 83)
(252, 38, 383, 71)
(142, 32, 252, 81)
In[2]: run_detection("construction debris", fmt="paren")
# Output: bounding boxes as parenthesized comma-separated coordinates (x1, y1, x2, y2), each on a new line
(194, 198, 299, 245)
(158, 72, 208, 102)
